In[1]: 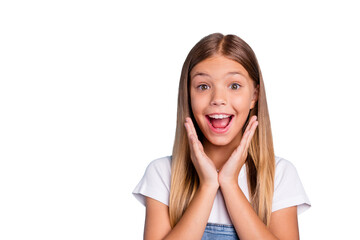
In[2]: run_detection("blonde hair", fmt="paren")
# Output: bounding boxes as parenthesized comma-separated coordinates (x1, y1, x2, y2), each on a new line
(169, 33, 275, 227)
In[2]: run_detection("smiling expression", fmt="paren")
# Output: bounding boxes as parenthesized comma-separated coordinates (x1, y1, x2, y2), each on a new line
(190, 55, 259, 148)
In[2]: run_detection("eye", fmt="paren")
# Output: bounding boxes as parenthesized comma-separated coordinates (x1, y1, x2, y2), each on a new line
(230, 83, 241, 90)
(197, 84, 210, 91)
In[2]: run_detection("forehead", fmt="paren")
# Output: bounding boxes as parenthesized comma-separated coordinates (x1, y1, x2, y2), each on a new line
(190, 55, 250, 79)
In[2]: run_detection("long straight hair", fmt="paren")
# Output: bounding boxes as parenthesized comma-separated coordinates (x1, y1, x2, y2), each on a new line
(169, 33, 275, 227)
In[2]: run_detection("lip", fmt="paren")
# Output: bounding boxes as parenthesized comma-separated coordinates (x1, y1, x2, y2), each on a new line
(207, 112, 233, 117)
(205, 114, 234, 134)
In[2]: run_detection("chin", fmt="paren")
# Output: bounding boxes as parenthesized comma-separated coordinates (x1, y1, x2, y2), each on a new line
(205, 136, 233, 147)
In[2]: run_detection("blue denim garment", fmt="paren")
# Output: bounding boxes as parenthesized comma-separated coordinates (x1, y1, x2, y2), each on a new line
(201, 223, 239, 240)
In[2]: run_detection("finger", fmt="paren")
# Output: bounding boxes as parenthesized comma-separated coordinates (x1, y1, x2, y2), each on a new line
(184, 119, 192, 138)
(185, 117, 205, 154)
(244, 120, 258, 152)
(198, 141, 204, 152)
(239, 117, 257, 150)
(186, 117, 200, 141)
(229, 130, 250, 161)
(228, 117, 258, 162)
(184, 119, 203, 159)
(184, 121, 197, 155)
(241, 116, 257, 145)
(244, 115, 257, 133)
(242, 119, 258, 147)
(184, 118, 198, 151)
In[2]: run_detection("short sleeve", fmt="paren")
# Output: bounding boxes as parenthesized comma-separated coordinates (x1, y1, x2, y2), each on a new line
(272, 157, 311, 215)
(132, 156, 172, 206)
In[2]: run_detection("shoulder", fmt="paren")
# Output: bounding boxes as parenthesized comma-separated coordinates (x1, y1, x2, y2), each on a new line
(132, 156, 172, 207)
(274, 155, 302, 190)
(274, 156, 305, 188)
(141, 156, 172, 187)
(146, 156, 172, 172)
(272, 155, 311, 214)
(274, 156, 297, 178)
(275, 155, 295, 169)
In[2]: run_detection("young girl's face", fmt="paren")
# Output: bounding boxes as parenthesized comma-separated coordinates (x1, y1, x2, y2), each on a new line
(189, 55, 259, 148)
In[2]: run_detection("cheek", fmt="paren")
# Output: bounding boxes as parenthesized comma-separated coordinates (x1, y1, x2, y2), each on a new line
(232, 94, 253, 111)
(190, 93, 206, 114)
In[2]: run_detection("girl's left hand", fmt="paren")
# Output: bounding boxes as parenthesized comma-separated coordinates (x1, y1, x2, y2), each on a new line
(218, 115, 258, 186)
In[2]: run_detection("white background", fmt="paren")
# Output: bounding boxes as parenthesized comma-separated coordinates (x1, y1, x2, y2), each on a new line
(1, 0, 359, 239)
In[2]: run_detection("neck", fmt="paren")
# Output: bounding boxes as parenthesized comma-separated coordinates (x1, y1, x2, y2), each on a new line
(202, 133, 243, 170)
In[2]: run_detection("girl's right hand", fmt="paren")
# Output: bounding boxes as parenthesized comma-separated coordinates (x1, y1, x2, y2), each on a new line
(184, 117, 219, 189)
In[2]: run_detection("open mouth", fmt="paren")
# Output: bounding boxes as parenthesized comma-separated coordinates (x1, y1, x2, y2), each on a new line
(206, 114, 234, 133)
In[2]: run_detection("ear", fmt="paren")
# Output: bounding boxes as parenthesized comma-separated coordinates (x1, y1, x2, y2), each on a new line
(250, 84, 259, 109)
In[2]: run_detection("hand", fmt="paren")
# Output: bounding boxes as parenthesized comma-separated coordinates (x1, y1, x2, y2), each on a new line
(184, 117, 219, 189)
(218, 115, 259, 186)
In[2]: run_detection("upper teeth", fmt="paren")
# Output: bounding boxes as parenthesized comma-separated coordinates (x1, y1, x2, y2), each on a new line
(208, 114, 231, 119)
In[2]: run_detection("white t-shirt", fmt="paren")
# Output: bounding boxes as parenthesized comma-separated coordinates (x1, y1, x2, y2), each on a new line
(133, 155, 311, 225)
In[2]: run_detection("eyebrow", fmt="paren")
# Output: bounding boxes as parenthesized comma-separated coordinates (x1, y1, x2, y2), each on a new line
(191, 72, 210, 79)
(191, 71, 245, 79)
(227, 71, 245, 77)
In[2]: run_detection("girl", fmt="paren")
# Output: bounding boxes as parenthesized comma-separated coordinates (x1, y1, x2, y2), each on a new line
(133, 33, 311, 240)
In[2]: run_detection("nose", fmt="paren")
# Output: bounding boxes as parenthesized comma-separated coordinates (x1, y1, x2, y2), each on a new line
(210, 87, 227, 106)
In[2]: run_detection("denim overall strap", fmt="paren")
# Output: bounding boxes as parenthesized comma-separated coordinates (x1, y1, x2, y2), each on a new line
(201, 223, 240, 240)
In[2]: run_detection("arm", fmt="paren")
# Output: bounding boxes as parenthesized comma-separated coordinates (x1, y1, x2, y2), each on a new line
(144, 184, 218, 240)
(219, 115, 299, 239)
(144, 117, 219, 240)
(220, 182, 299, 240)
